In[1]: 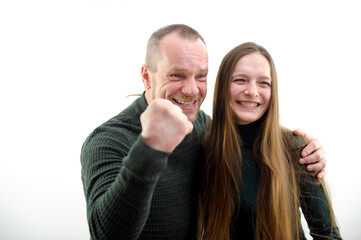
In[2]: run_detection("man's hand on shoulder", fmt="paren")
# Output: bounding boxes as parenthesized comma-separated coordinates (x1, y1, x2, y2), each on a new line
(293, 129, 326, 179)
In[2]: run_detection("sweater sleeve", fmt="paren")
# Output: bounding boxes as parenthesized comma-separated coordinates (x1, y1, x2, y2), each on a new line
(81, 129, 170, 240)
(292, 136, 342, 240)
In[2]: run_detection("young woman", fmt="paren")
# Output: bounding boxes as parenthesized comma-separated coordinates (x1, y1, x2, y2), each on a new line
(198, 42, 341, 240)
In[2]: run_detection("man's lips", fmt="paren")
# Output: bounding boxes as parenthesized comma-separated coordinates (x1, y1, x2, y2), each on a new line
(173, 98, 197, 107)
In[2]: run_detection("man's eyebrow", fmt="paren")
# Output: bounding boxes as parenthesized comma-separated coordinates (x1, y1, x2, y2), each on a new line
(169, 66, 209, 72)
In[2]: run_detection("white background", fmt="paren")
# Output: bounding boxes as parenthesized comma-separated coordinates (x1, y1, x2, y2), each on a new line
(1, 0, 360, 239)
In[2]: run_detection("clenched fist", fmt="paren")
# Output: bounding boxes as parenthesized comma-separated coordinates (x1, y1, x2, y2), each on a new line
(140, 98, 194, 152)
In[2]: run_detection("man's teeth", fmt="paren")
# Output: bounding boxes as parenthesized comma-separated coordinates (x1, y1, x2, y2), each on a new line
(174, 99, 195, 106)
(240, 102, 258, 107)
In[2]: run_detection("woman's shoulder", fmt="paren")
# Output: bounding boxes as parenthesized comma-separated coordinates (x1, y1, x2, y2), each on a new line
(281, 128, 308, 151)
(282, 128, 319, 179)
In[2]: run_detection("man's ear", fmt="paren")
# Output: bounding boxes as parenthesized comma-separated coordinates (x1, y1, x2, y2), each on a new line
(141, 64, 151, 90)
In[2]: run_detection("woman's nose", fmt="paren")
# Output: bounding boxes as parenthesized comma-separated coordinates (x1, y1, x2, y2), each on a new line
(244, 82, 259, 97)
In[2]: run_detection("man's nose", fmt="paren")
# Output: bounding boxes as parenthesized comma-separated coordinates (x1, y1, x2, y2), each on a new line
(182, 78, 199, 96)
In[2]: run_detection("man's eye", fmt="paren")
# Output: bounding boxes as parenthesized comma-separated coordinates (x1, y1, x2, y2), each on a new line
(198, 74, 207, 81)
(170, 74, 181, 78)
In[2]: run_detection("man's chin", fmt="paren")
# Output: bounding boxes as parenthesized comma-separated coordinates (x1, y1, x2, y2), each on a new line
(184, 111, 198, 122)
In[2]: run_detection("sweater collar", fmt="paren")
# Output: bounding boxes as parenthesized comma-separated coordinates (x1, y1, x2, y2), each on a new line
(236, 117, 264, 147)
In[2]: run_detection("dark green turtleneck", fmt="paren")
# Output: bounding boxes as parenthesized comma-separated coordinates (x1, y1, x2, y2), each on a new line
(231, 119, 261, 239)
(230, 119, 342, 240)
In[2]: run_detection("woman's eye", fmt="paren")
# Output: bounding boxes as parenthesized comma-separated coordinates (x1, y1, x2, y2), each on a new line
(234, 79, 246, 83)
(261, 81, 271, 87)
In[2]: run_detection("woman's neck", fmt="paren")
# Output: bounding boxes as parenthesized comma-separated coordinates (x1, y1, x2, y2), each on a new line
(236, 118, 263, 147)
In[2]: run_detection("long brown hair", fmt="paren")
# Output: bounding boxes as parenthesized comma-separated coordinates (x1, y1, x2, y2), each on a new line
(198, 42, 338, 240)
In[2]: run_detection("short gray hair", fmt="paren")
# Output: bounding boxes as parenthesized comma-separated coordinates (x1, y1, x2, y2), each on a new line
(145, 24, 206, 71)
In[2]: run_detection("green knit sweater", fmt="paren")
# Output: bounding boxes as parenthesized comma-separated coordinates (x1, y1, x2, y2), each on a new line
(81, 94, 209, 240)
(231, 120, 342, 239)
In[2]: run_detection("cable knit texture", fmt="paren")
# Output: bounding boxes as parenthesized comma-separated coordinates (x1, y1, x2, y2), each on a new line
(81, 93, 209, 240)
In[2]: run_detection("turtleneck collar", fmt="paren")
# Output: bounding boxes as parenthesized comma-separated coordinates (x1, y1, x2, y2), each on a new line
(236, 117, 264, 147)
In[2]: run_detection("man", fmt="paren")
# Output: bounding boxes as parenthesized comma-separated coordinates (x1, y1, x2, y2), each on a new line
(81, 24, 326, 240)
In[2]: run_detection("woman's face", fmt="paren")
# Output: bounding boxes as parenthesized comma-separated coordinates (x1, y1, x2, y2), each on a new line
(229, 52, 272, 125)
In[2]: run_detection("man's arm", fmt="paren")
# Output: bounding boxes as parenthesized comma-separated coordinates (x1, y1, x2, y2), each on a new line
(81, 99, 192, 240)
(296, 163, 342, 239)
(81, 132, 169, 240)
(293, 129, 326, 179)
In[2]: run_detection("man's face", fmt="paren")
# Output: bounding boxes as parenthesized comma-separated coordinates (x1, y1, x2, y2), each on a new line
(144, 33, 208, 122)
